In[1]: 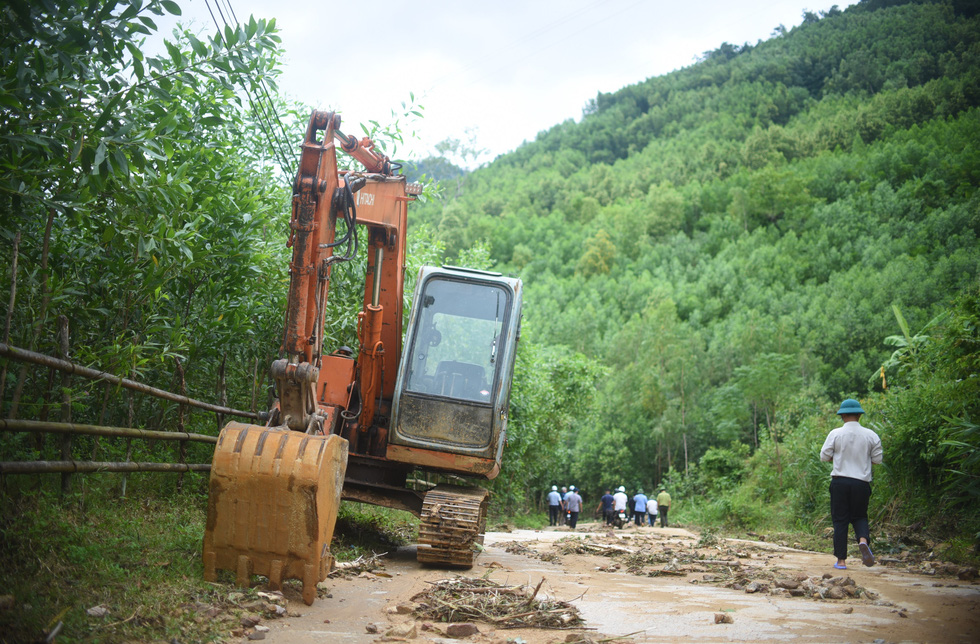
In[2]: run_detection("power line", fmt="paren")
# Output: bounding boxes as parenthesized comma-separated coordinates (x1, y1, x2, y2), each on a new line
(203, 0, 296, 178)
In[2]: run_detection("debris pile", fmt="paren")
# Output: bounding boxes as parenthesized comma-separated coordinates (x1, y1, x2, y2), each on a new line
(411, 576, 585, 629)
(327, 552, 387, 578)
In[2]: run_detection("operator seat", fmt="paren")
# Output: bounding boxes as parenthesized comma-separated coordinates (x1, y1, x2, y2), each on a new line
(434, 361, 485, 400)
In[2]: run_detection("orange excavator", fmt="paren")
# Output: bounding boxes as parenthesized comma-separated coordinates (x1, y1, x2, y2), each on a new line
(202, 110, 523, 604)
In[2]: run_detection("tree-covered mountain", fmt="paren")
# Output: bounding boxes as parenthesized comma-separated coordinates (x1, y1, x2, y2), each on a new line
(1, 0, 977, 550)
(415, 0, 980, 538)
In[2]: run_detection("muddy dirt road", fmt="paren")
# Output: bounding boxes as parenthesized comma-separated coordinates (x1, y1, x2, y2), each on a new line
(261, 524, 979, 643)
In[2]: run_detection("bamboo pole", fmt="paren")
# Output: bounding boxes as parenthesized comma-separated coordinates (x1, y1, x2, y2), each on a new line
(0, 461, 210, 474)
(0, 419, 218, 444)
(0, 231, 20, 415)
(121, 367, 135, 499)
(9, 208, 55, 419)
(175, 357, 187, 492)
(0, 343, 265, 421)
(57, 316, 72, 495)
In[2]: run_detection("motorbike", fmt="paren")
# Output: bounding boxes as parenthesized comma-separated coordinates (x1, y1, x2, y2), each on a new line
(611, 508, 628, 528)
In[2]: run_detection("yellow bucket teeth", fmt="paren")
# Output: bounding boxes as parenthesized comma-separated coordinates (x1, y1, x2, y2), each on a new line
(203, 421, 348, 605)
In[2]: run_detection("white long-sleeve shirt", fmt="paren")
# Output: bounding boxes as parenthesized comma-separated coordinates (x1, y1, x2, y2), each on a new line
(820, 421, 883, 482)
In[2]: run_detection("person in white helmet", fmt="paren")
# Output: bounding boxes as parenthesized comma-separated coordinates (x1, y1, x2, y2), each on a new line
(612, 486, 628, 515)
(546, 485, 562, 526)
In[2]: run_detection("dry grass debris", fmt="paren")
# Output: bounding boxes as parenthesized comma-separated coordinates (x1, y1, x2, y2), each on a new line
(411, 576, 585, 629)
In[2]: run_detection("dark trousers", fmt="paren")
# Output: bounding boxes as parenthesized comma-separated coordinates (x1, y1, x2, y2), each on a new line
(634, 511, 644, 526)
(603, 509, 614, 525)
(830, 476, 872, 560)
(659, 506, 669, 527)
(568, 511, 579, 529)
(548, 505, 560, 526)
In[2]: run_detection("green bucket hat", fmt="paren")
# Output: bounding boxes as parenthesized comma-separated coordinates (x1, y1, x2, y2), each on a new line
(837, 398, 865, 415)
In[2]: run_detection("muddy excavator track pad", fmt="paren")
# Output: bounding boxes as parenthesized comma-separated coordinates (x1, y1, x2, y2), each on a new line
(417, 485, 489, 568)
(203, 422, 348, 605)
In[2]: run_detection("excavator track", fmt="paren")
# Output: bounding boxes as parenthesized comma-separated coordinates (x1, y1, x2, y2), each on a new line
(417, 485, 489, 567)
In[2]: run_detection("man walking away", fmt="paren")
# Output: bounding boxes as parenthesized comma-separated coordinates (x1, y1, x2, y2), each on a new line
(565, 486, 583, 529)
(820, 398, 883, 570)
(632, 489, 648, 526)
(597, 489, 615, 525)
(612, 486, 628, 519)
(547, 485, 562, 526)
(647, 497, 658, 526)
(558, 486, 568, 525)
(657, 488, 671, 527)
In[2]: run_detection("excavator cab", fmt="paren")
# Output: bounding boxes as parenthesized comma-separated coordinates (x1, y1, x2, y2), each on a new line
(388, 265, 522, 478)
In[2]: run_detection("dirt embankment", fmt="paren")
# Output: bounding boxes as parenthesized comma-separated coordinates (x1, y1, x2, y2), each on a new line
(254, 523, 979, 644)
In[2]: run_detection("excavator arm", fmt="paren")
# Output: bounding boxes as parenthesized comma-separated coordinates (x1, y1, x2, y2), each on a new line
(204, 110, 407, 604)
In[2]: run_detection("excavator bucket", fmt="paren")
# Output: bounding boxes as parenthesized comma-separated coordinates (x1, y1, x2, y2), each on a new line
(203, 422, 348, 605)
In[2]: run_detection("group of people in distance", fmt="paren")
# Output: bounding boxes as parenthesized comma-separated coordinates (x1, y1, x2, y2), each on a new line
(542, 399, 882, 574)
(546, 484, 671, 529)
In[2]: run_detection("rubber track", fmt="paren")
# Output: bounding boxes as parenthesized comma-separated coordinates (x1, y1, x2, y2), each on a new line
(417, 485, 489, 567)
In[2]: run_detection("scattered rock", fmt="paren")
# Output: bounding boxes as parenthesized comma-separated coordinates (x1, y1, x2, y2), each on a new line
(86, 605, 109, 618)
(789, 588, 806, 597)
(564, 633, 597, 643)
(843, 607, 854, 614)
(247, 631, 266, 641)
(446, 622, 480, 637)
(386, 622, 418, 638)
(365, 623, 379, 633)
(958, 567, 978, 581)
(744, 581, 765, 594)
(776, 579, 800, 590)
(254, 625, 270, 633)
(714, 612, 734, 624)
(241, 615, 261, 628)
(826, 586, 845, 600)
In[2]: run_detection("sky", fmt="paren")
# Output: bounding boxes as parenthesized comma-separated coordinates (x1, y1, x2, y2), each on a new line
(157, 0, 857, 167)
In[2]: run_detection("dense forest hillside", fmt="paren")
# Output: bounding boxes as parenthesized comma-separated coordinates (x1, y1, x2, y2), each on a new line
(0, 0, 977, 553)
(414, 0, 980, 539)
